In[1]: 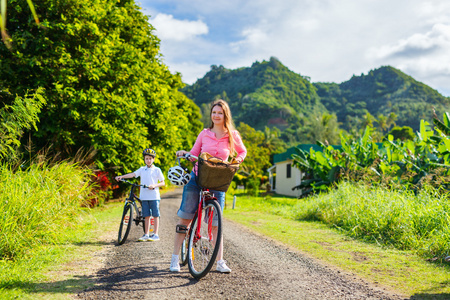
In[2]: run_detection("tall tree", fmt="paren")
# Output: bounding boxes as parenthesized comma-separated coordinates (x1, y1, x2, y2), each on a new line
(297, 113, 341, 145)
(237, 123, 272, 175)
(261, 126, 286, 154)
(376, 114, 388, 133)
(0, 0, 202, 173)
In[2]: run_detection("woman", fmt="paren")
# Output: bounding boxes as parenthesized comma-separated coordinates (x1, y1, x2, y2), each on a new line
(170, 99, 247, 273)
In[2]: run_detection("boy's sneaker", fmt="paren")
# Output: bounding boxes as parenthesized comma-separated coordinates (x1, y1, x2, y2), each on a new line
(149, 234, 160, 241)
(138, 234, 151, 242)
(170, 255, 180, 272)
(216, 260, 231, 273)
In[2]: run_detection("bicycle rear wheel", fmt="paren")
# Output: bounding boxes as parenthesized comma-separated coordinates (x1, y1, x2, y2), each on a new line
(118, 203, 133, 245)
(187, 200, 222, 279)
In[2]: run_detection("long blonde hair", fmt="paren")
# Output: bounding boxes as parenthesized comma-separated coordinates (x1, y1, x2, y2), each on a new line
(209, 99, 236, 156)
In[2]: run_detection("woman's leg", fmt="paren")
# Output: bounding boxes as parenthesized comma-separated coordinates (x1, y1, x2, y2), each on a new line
(212, 190, 225, 261)
(212, 226, 224, 261)
(173, 172, 201, 255)
(173, 218, 191, 255)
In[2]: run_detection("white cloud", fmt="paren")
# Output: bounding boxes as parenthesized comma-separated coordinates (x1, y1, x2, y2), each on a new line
(163, 61, 211, 84)
(367, 23, 450, 93)
(140, 0, 450, 95)
(151, 13, 208, 41)
(369, 23, 450, 60)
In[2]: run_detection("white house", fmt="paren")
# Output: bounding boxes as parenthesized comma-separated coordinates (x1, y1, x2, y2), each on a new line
(267, 144, 322, 197)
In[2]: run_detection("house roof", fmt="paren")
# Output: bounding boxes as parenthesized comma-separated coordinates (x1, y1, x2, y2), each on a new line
(273, 144, 324, 163)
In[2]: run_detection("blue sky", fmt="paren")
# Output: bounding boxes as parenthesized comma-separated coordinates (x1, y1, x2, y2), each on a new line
(138, 0, 450, 97)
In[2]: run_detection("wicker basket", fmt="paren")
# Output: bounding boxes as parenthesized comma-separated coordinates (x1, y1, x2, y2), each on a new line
(197, 152, 239, 192)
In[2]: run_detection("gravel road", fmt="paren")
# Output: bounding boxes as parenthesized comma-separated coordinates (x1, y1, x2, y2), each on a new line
(76, 189, 407, 300)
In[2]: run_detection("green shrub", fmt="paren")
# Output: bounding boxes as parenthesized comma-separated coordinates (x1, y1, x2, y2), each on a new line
(294, 182, 450, 259)
(0, 161, 94, 259)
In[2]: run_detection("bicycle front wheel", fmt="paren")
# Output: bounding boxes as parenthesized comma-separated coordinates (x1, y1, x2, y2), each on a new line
(118, 203, 133, 245)
(187, 200, 222, 279)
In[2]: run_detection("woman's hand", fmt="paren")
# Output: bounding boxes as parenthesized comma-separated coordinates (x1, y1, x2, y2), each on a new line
(235, 156, 243, 164)
(176, 150, 188, 157)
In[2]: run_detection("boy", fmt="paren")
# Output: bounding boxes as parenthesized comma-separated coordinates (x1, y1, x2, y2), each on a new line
(115, 148, 165, 241)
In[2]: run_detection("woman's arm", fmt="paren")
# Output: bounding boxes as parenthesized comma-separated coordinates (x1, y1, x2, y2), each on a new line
(189, 129, 206, 157)
(233, 130, 247, 163)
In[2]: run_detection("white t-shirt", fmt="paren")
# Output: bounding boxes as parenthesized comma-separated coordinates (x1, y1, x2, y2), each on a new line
(134, 165, 165, 200)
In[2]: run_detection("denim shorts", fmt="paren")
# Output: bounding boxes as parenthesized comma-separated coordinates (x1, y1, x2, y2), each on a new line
(141, 200, 160, 217)
(177, 171, 225, 220)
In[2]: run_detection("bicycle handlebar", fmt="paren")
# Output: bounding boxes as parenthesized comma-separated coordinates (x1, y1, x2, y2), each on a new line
(184, 153, 198, 160)
(177, 153, 198, 162)
(118, 179, 149, 189)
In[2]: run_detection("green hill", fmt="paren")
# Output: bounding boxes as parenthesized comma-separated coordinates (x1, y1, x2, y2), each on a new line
(315, 66, 450, 131)
(182, 58, 450, 139)
(181, 57, 326, 131)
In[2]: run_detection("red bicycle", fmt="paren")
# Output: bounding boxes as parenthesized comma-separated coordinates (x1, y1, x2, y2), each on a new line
(176, 154, 237, 279)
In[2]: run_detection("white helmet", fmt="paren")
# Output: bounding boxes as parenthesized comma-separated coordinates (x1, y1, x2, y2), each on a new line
(168, 166, 191, 186)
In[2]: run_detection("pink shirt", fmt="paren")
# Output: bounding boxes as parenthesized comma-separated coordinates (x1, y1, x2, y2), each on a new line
(190, 129, 247, 162)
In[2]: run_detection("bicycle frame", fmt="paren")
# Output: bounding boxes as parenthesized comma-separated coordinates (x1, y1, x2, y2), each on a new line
(193, 190, 216, 243)
(125, 184, 143, 224)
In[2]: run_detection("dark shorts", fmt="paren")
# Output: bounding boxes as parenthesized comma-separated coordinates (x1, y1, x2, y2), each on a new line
(141, 200, 160, 217)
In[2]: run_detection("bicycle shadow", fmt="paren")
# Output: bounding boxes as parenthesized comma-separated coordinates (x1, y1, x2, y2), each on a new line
(3, 265, 199, 297)
(79, 265, 199, 294)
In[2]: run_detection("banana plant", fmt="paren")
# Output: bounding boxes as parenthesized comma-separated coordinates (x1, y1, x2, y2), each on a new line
(292, 113, 450, 196)
(291, 141, 344, 193)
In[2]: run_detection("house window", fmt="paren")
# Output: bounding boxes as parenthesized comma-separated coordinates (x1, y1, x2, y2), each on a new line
(286, 163, 291, 178)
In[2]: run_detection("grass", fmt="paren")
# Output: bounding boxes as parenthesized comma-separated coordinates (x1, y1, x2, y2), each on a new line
(0, 162, 93, 259)
(0, 160, 115, 299)
(0, 201, 123, 299)
(293, 182, 450, 259)
(223, 185, 450, 298)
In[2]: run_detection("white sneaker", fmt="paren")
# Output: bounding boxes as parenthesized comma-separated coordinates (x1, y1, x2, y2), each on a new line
(216, 260, 231, 273)
(170, 255, 180, 272)
(149, 234, 160, 241)
(138, 234, 150, 242)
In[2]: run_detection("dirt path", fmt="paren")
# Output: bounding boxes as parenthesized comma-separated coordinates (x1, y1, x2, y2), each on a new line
(76, 189, 406, 299)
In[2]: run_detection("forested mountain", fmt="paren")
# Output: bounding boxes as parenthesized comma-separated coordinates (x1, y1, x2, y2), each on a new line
(182, 58, 450, 143)
(315, 66, 450, 131)
(182, 57, 326, 132)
